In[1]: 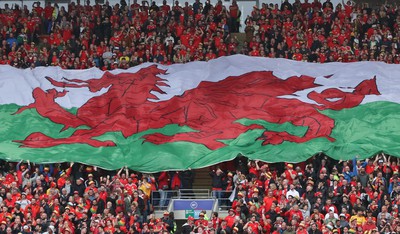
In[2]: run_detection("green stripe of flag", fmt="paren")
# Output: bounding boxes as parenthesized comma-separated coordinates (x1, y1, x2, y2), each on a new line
(0, 101, 399, 172)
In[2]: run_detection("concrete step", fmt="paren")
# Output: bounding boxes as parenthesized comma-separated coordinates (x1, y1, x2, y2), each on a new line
(229, 32, 247, 53)
(231, 32, 246, 42)
(192, 167, 212, 190)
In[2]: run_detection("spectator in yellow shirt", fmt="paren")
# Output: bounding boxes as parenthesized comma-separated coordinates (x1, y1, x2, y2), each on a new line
(139, 176, 152, 198)
(350, 209, 366, 227)
(119, 51, 130, 63)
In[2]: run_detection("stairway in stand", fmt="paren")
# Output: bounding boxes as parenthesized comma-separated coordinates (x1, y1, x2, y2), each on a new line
(192, 167, 212, 191)
(231, 33, 246, 43)
(230, 32, 247, 52)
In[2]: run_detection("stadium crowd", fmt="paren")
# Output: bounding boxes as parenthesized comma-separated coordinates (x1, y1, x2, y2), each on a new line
(0, 0, 399, 70)
(0, 153, 400, 234)
(1, 0, 400, 233)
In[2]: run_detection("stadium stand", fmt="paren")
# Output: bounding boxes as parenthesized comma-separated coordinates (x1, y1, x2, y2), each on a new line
(0, 0, 400, 233)
(0, 154, 399, 233)
(0, 0, 399, 70)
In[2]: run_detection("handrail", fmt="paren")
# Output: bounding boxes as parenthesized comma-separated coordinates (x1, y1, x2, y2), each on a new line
(177, 189, 211, 198)
(151, 189, 235, 211)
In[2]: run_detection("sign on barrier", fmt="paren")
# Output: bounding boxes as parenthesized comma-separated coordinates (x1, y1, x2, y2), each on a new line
(172, 199, 216, 219)
(173, 200, 214, 210)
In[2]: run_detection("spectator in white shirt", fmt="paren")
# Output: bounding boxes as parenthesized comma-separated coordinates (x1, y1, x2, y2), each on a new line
(286, 184, 300, 199)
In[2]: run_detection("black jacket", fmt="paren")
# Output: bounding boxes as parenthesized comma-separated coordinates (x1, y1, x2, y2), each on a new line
(210, 171, 225, 189)
(181, 223, 193, 234)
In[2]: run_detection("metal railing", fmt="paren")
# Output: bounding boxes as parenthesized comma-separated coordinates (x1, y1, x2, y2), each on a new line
(151, 190, 178, 211)
(209, 190, 234, 211)
(177, 189, 211, 199)
(151, 189, 235, 211)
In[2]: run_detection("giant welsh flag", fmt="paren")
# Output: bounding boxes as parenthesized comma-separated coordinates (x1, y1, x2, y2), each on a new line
(0, 55, 399, 172)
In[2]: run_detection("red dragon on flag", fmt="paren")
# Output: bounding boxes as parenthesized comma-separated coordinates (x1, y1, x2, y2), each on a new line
(13, 65, 380, 150)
